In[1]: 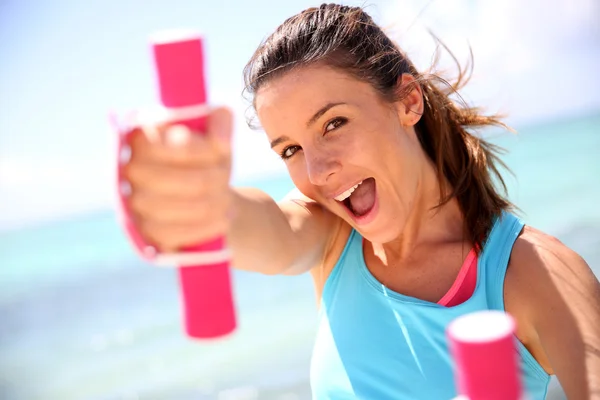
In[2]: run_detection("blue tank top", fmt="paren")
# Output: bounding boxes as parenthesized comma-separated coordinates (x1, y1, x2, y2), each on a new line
(310, 211, 550, 399)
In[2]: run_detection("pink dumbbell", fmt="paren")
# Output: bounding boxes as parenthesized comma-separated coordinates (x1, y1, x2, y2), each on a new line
(115, 30, 236, 339)
(448, 310, 525, 400)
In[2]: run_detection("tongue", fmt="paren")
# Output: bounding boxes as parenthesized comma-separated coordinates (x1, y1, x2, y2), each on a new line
(349, 178, 376, 216)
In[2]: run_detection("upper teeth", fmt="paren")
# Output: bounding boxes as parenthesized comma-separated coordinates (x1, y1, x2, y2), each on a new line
(335, 181, 363, 201)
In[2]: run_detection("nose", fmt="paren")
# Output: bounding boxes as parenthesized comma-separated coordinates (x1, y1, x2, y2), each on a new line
(305, 148, 341, 186)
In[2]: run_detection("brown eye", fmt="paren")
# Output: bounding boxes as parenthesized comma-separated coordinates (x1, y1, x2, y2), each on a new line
(280, 145, 300, 160)
(325, 117, 347, 133)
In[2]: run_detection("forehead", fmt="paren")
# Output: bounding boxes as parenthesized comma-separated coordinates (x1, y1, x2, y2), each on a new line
(255, 65, 375, 128)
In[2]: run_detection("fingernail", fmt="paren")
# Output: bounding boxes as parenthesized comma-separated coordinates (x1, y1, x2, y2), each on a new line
(165, 125, 189, 147)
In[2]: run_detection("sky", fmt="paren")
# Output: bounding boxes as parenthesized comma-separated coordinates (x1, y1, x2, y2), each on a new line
(1, 0, 599, 230)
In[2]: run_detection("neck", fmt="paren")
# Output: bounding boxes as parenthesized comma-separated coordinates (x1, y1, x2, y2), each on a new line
(374, 158, 466, 264)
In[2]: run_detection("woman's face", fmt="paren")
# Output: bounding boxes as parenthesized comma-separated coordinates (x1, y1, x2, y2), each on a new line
(255, 64, 425, 243)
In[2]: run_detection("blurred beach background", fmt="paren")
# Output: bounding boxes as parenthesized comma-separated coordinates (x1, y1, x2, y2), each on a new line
(1, 0, 599, 399)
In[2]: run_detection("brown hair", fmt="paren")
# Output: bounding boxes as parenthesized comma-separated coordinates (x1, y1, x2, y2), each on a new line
(243, 3, 514, 250)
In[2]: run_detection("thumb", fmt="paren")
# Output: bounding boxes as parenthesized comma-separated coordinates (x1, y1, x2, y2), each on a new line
(207, 106, 233, 155)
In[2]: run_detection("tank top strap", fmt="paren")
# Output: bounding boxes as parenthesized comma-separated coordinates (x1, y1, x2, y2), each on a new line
(321, 227, 362, 301)
(480, 211, 525, 311)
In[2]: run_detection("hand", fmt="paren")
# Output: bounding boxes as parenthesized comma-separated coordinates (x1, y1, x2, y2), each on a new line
(122, 106, 233, 252)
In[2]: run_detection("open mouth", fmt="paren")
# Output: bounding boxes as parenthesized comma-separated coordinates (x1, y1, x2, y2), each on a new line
(336, 177, 377, 219)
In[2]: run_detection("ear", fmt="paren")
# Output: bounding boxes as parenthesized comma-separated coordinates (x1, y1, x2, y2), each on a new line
(394, 73, 424, 127)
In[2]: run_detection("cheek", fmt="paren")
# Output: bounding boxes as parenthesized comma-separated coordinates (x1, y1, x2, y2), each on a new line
(385, 128, 421, 169)
(354, 121, 404, 161)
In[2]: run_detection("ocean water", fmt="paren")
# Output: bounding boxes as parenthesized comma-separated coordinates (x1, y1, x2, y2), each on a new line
(1, 113, 599, 400)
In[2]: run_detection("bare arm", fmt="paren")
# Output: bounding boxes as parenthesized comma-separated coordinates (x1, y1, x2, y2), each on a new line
(509, 228, 600, 399)
(227, 187, 340, 276)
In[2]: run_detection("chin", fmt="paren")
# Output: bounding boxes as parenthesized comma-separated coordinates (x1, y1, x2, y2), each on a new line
(349, 209, 405, 245)
(357, 225, 402, 245)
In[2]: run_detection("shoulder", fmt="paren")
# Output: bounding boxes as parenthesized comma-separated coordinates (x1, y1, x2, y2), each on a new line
(506, 225, 597, 310)
(280, 188, 354, 291)
(508, 225, 594, 293)
(280, 187, 353, 258)
(279, 187, 352, 264)
(507, 224, 600, 342)
(278, 187, 337, 226)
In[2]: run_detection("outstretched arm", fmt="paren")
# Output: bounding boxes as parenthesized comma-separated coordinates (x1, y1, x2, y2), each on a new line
(228, 187, 340, 276)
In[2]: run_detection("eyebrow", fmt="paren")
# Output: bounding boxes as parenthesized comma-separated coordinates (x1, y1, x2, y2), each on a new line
(270, 135, 289, 149)
(306, 102, 346, 128)
(269, 102, 347, 149)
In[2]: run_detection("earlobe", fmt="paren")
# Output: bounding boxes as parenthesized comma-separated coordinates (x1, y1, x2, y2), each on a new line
(396, 73, 424, 127)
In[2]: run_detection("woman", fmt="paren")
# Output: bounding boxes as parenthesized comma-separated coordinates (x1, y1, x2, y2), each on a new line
(124, 4, 600, 399)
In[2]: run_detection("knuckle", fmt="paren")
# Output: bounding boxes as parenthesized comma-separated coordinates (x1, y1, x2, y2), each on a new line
(128, 193, 155, 218)
(127, 193, 145, 215)
(137, 219, 162, 245)
(139, 220, 181, 252)
(122, 162, 156, 190)
(121, 161, 139, 182)
(128, 128, 147, 150)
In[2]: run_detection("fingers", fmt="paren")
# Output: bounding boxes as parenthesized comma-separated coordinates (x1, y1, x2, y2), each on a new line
(129, 192, 231, 225)
(127, 187, 232, 252)
(123, 162, 230, 198)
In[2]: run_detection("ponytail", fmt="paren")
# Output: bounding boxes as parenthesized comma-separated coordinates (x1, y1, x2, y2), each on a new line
(415, 53, 514, 249)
